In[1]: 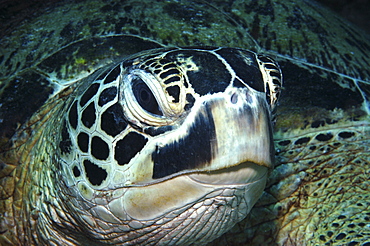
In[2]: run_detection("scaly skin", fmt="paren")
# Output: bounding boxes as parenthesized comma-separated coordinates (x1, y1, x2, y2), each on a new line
(0, 88, 73, 245)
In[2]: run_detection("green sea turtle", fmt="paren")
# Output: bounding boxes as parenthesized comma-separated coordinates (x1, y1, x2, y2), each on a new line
(0, 0, 369, 245)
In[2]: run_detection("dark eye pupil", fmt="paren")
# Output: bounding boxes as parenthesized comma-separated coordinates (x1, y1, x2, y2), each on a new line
(140, 89, 150, 102)
(132, 78, 162, 116)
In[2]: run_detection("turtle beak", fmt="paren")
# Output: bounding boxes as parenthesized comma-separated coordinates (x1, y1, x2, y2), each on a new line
(121, 79, 275, 187)
(126, 84, 274, 183)
(186, 85, 273, 189)
(206, 86, 275, 172)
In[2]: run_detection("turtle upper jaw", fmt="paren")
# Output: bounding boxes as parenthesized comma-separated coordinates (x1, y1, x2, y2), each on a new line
(205, 87, 275, 171)
(122, 86, 274, 186)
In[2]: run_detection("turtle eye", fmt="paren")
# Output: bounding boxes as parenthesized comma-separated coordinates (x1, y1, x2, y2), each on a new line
(132, 77, 163, 116)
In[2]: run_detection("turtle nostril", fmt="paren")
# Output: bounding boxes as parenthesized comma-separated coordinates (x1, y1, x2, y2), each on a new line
(245, 90, 253, 103)
(231, 93, 238, 104)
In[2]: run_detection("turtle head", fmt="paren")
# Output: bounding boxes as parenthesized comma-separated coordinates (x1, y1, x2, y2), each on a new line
(57, 47, 282, 244)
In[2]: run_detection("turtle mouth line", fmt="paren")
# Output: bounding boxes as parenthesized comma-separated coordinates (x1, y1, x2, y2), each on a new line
(129, 161, 268, 187)
(187, 161, 268, 186)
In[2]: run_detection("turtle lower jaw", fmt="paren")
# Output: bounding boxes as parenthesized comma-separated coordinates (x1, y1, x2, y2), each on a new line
(119, 161, 268, 222)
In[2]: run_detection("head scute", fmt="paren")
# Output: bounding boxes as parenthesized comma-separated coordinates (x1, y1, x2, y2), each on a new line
(257, 55, 283, 111)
